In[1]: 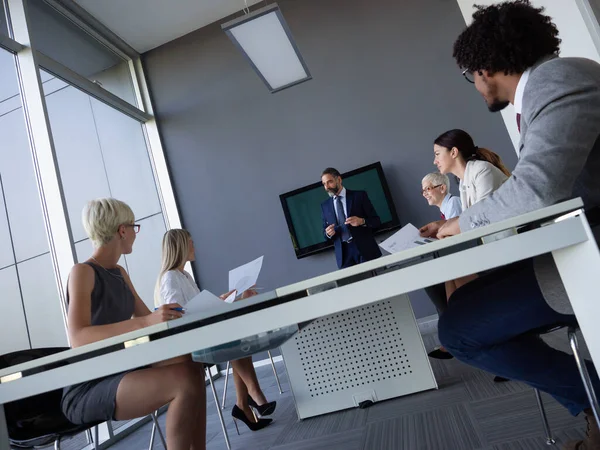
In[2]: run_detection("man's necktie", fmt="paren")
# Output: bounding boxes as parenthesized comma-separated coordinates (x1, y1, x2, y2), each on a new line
(516, 113, 521, 133)
(335, 196, 351, 242)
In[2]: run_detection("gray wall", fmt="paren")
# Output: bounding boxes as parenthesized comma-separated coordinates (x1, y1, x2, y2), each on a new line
(143, 0, 517, 318)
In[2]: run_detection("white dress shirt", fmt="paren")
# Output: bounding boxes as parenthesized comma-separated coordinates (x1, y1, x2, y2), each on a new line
(440, 193, 462, 219)
(333, 187, 348, 220)
(159, 269, 199, 306)
(514, 67, 532, 115)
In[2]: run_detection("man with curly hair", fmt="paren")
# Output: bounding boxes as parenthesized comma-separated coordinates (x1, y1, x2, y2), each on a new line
(424, 2, 600, 448)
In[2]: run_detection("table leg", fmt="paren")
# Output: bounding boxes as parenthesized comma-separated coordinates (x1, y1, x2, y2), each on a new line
(552, 217, 600, 369)
(0, 404, 10, 450)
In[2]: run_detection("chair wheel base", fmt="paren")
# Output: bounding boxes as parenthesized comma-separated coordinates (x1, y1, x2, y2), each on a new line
(546, 438, 556, 445)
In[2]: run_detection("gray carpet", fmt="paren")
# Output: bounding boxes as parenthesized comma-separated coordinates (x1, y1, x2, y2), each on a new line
(62, 329, 590, 449)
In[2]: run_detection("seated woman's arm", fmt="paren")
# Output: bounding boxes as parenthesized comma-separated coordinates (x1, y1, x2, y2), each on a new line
(67, 264, 179, 348)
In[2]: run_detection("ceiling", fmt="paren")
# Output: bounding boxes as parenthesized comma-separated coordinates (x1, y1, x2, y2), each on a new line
(74, 0, 264, 53)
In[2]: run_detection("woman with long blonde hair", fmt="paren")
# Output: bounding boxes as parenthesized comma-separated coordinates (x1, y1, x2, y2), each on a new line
(155, 229, 276, 432)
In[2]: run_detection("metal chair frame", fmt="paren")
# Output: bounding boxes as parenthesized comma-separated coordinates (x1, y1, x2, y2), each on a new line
(534, 326, 600, 446)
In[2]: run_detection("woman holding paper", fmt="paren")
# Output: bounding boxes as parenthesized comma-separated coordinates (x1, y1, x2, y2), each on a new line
(155, 229, 276, 432)
(62, 198, 207, 450)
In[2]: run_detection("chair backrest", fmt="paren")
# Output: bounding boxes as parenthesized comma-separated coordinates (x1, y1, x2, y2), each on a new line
(1, 348, 73, 442)
(0, 347, 68, 370)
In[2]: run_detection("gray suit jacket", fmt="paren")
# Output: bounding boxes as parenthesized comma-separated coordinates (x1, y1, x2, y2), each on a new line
(458, 57, 600, 314)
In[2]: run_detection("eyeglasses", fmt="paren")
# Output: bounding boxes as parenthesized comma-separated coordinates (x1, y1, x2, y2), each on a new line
(125, 224, 141, 233)
(462, 69, 475, 84)
(422, 184, 442, 195)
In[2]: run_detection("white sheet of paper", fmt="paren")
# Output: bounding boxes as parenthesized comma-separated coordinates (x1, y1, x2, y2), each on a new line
(223, 291, 237, 304)
(184, 290, 228, 315)
(379, 223, 436, 254)
(229, 256, 264, 295)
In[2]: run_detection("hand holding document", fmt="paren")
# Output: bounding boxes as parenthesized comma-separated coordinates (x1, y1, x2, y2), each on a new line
(223, 290, 237, 304)
(379, 223, 436, 254)
(229, 256, 264, 297)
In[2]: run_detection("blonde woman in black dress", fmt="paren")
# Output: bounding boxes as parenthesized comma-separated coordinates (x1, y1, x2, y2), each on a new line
(62, 198, 207, 450)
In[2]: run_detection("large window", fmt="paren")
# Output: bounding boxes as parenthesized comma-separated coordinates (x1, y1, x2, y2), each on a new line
(43, 71, 168, 307)
(0, 49, 66, 354)
(27, 0, 137, 106)
(0, 0, 181, 360)
(0, 0, 182, 445)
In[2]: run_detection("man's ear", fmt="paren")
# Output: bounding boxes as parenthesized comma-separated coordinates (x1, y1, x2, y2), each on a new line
(481, 69, 495, 81)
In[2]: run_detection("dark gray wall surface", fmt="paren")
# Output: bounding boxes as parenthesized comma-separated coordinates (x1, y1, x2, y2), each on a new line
(143, 0, 517, 318)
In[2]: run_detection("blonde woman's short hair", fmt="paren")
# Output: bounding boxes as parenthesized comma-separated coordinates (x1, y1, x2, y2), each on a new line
(82, 198, 135, 248)
(422, 172, 450, 193)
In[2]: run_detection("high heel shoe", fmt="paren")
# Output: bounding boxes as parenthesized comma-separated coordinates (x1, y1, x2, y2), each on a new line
(247, 395, 277, 416)
(231, 404, 272, 434)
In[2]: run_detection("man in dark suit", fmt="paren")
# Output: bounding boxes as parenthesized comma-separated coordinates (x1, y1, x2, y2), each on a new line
(320, 167, 382, 269)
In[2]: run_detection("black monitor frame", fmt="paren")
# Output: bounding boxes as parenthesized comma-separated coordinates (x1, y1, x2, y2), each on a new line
(279, 162, 401, 259)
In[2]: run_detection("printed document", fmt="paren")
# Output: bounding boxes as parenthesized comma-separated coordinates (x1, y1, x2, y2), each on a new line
(229, 256, 264, 296)
(379, 224, 436, 254)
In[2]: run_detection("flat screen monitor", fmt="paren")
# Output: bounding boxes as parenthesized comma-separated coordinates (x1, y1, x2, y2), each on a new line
(280, 162, 400, 259)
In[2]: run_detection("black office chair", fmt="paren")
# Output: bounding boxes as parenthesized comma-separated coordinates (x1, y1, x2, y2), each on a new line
(527, 325, 600, 446)
(0, 347, 101, 450)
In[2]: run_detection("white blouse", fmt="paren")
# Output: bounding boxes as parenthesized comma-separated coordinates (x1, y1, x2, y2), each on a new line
(159, 269, 200, 306)
(459, 159, 508, 209)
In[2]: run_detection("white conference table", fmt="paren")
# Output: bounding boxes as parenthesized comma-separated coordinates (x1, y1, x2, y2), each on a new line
(1, 198, 599, 449)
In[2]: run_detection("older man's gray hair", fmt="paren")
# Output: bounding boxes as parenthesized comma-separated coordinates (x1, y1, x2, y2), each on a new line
(422, 172, 450, 192)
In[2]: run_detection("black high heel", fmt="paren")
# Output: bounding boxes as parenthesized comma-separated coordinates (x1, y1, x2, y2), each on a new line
(247, 395, 277, 416)
(231, 404, 272, 433)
